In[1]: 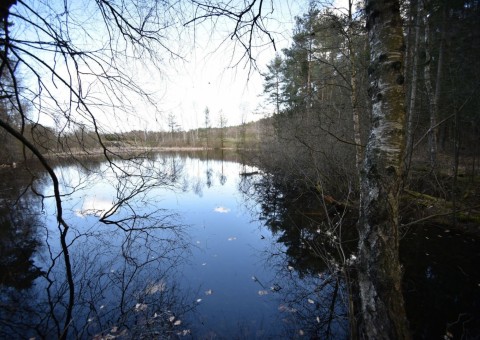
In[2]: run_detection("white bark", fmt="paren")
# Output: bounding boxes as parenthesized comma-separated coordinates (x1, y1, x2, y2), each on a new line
(357, 0, 410, 338)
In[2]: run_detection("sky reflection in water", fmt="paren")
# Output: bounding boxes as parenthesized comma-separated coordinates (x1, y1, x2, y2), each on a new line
(4, 153, 476, 338)
(0, 153, 345, 339)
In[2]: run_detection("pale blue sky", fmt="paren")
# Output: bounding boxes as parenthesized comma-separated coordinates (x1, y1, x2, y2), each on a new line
(12, 0, 351, 133)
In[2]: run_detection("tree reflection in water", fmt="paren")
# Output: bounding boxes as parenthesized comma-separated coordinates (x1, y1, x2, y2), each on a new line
(239, 167, 480, 339)
(4, 153, 477, 338)
(0, 155, 196, 339)
(239, 170, 357, 339)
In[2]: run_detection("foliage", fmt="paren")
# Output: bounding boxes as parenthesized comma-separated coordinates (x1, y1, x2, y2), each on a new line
(259, 5, 368, 197)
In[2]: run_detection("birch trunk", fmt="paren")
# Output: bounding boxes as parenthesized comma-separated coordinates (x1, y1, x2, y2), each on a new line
(357, 0, 410, 338)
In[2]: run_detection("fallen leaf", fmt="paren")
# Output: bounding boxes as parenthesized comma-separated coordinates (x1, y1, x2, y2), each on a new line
(135, 303, 147, 312)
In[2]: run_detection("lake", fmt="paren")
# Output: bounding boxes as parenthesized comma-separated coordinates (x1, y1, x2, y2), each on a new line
(0, 151, 478, 339)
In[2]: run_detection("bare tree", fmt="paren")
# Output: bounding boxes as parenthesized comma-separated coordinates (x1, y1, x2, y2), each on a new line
(357, 0, 410, 338)
(185, 0, 277, 72)
(218, 110, 227, 149)
(423, 1, 446, 168)
(1, 2, 186, 338)
(405, 0, 422, 169)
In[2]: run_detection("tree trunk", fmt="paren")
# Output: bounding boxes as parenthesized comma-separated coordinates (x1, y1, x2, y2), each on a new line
(348, 0, 363, 176)
(424, 4, 445, 168)
(405, 0, 422, 169)
(357, 0, 410, 338)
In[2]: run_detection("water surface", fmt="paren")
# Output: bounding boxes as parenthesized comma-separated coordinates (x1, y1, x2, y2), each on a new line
(1, 152, 478, 339)
(0, 153, 347, 339)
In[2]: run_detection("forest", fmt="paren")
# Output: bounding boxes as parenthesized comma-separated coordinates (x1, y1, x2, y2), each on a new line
(1, 0, 479, 339)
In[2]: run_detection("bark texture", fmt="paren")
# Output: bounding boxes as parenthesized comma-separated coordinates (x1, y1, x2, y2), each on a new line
(357, 0, 410, 338)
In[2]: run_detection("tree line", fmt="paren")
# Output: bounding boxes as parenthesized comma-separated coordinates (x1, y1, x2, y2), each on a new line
(256, 0, 479, 338)
(261, 0, 479, 186)
(1, 0, 479, 338)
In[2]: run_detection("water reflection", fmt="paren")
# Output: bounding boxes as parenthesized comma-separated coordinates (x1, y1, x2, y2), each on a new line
(239, 167, 480, 339)
(401, 225, 480, 339)
(1, 152, 478, 338)
(239, 171, 353, 338)
(0, 166, 45, 289)
(0, 156, 195, 339)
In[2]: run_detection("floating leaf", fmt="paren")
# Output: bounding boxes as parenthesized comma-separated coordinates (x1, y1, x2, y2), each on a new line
(169, 316, 176, 322)
(174, 320, 182, 326)
(196, 298, 202, 303)
(307, 299, 315, 304)
(205, 289, 213, 295)
(135, 303, 147, 312)
(278, 304, 297, 313)
(288, 266, 294, 271)
(146, 281, 166, 294)
(270, 284, 282, 292)
(177, 329, 191, 336)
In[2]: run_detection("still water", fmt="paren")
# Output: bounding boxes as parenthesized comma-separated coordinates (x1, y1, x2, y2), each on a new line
(1, 152, 479, 339)
(0, 152, 347, 339)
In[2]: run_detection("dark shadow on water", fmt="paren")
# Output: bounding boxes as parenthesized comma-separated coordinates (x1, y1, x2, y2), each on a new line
(401, 225, 480, 339)
(1, 154, 479, 338)
(241, 168, 480, 339)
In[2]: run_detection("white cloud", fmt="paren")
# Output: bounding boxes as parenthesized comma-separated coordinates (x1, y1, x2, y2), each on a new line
(214, 206, 230, 213)
(75, 197, 113, 218)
